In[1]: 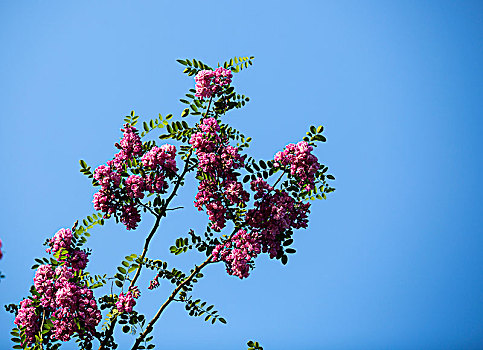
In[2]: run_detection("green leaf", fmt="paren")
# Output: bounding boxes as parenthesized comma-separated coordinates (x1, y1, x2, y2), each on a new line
(313, 134, 327, 142)
(80, 159, 87, 168)
(281, 255, 288, 265)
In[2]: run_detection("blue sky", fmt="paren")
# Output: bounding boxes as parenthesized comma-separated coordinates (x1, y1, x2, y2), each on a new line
(1, 1, 482, 349)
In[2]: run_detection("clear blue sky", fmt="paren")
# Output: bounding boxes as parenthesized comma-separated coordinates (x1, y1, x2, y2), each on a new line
(1, 1, 482, 349)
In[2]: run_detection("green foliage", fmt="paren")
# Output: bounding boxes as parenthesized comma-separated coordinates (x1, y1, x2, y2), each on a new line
(222, 56, 255, 73)
(159, 117, 193, 143)
(79, 159, 94, 180)
(124, 110, 140, 127)
(303, 124, 327, 145)
(176, 58, 213, 76)
(180, 296, 226, 325)
(247, 340, 264, 350)
(140, 113, 171, 137)
(169, 237, 191, 255)
(112, 254, 140, 289)
(71, 213, 105, 249)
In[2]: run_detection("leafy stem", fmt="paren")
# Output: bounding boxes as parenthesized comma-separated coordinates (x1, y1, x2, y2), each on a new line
(98, 150, 193, 350)
(131, 255, 213, 349)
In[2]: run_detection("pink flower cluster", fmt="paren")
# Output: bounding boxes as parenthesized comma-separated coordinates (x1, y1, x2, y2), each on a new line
(114, 124, 143, 166)
(246, 178, 310, 258)
(212, 178, 311, 279)
(92, 124, 178, 230)
(46, 228, 72, 253)
(46, 228, 88, 271)
(0, 238, 3, 260)
(15, 229, 101, 345)
(190, 117, 248, 231)
(194, 67, 233, 99)
(14, 299, 39, 345)
(212, 229, 261, 278)
(50, 266, 101, 341)
(274, 141, 320, 190)
(116, 286, 140, 313)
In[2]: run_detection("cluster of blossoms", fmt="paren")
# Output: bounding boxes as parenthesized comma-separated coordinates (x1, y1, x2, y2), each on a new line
(46, 228, 89, 271)
(246, 178, 311, 259)
(93, 124, 178, 230)
(14, 299, 38, 344)
(15, 228, 101, 345)
(116, 286, 140, 313)
(0, 238, 3, 260)
(190, 117, 249, 231)
(195, 67, 233, 99)
(212, 229, 261, 278)
(274, 141, 320, 190)
(212, 178, 311, 279)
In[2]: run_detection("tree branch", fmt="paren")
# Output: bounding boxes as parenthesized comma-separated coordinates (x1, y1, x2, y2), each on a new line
(98, 150, 193, 350)
(131, 255, 213, 349)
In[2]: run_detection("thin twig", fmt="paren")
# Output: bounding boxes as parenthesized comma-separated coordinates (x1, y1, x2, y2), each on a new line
(131, 256, 213, 349)
(166, 206, 184, 211)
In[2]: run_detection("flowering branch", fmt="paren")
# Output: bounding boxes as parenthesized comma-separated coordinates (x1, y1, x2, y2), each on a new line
(131, 255, 213, 349)
(9, 56, 336, 350)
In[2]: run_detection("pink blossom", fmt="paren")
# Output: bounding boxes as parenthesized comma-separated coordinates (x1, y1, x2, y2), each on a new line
(141, 144, 178, 174)
(94, 163, 121, 189)
(246, 178, 310, 258)
(114, 124, 143, 165)
(125, 175, 146, 199)
(120, 204, 141, 230)
(19, 263, 101, 343)
(195, 70, 216, 99)
(273, 141, 320, 190)
(34, 264, 55, 308)
(194, 68, 232, 99)
(93, 188, 118, 216)
(46, 228, 73, 253)
(68, 250, 89, 271)
(190, 118, 249, 231)
(212, 229, 261, 279)
(116, 288, 139, 313)
(14, 299, 39, 345)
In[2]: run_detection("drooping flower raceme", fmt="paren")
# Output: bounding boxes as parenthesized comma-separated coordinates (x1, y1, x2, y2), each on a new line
(92, 124, 178, 230)
(212, 229, 261, 279)
(16, 228, 101, 345)
(116, 286, 140, 313)
(46, 228, 89, 271)
(246, 178, 310, 259)
(14, 299, 39, 345)
(190, 117, 249, 231)
(46, 228, 72, 254)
